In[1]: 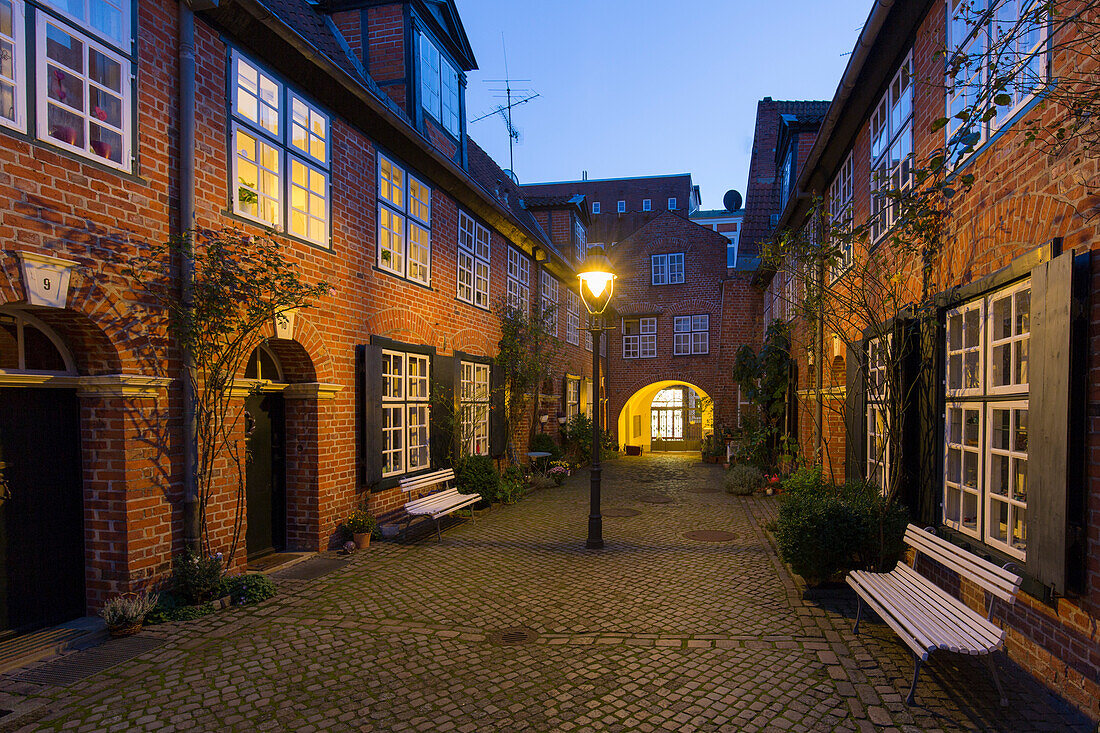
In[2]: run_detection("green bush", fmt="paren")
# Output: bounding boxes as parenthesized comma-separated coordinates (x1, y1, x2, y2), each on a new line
(343, 510, 377, 536)
(172, 549, 226, 605)
(562, 414, 593, 463)
(226, 574, 277, 605)
(724, 464, 763, 496)
(458, 454, 500, 505)
(143, 593, 217, 625)
(775, 474, 908, 585)
(499, 468, 525, 504)
(529, 432, 563, 461)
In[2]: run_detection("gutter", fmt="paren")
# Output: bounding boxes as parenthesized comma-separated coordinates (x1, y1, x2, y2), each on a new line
(218, 0, 574, 278)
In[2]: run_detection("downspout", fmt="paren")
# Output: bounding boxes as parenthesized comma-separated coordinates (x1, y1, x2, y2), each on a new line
(179, 2, 199, 553)
(815, 205, 825, 468)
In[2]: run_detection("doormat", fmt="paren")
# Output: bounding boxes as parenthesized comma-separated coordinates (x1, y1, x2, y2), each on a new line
(602, 508, 641, 517)
(271, 557, 347, 581)
(246, 552, 310, 573)
(683, 530, 738, 542)
(10, 636, 163, 687)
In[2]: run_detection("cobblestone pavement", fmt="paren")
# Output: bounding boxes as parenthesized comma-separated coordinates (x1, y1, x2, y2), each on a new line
(0, 455, 1093, 732)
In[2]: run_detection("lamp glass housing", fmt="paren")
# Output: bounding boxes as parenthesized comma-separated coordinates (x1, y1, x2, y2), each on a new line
(577, 247, 616, 316)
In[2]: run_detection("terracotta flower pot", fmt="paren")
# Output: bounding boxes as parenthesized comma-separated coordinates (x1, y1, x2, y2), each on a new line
(353, 532, 371, 549)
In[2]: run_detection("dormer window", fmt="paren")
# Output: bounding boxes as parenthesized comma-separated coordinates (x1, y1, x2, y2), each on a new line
(419, 33, 460, 137)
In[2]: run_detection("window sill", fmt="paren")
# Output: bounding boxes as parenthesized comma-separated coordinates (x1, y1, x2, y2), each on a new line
(222, 211, 334, 253)
(0, 124, 146, 183)
(454, 296, 491, 313)
(372, 265, 434, 290)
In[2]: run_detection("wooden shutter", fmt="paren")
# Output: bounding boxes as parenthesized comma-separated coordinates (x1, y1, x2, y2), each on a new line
(358, 344, 384, 488)
(432, 355, 456, 468)
(844, 341, 865, 483)
(914, 318, 943, 527)
(489, 363, 507, 458)
(1028, 250, 1076, 594)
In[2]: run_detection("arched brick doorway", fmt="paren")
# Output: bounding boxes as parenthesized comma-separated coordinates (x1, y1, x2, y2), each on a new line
(617, 380, 713, 454)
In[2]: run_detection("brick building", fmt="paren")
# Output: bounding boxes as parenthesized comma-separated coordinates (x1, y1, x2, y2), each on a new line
(690, 206, 745, 268)
(758, 0, 1100, 719)
(0, 0, 601, 636)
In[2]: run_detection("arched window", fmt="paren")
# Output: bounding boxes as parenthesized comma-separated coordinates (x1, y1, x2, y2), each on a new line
(0, 309, 75, 374)
(244, 344, 284, 382)
(652, 387, 686, 407)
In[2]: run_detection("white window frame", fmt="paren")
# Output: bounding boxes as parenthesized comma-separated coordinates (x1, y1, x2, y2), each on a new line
(565, 376, 580, 419)
(381, 349, 431, 478)
(866, 336, 892, 494)
(419, 32, 460, 137)
(39, 0, 128, 49)
(828, 151, 854, 281)
(870, 52, 914, 243)
(946, 0, 1048, 161)
(946, 298, 985, 397)
(651, 253, 685, 285)
(942, 279, 1030, 559)
(642, 198, 651, 211)
(377, 155, 432, 283)
(458, 211, 490, 308)
(592, 201, 600, 214)
(460, 360, 490, 457)
(540, 270, 559, 336)
(36, 11, 132, 171)
(668, 197, 677, 210)
(623, 317, 656, 359)
(617, 200, 625, 213)
(565, 289, 580, 345)
(230, 50, 331, 246)
(673, 315, 708, 355)
(574, 216, 586, 259)
(506, 246, 530, 317)
(0, 0, 27, 133)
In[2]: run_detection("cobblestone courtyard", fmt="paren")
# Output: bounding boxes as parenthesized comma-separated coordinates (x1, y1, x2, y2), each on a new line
(0, 455, 1092, 732)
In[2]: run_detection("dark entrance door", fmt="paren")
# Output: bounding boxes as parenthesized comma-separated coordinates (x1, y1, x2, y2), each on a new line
(0, 388, 84, 637)
(245, 393, 286, 559)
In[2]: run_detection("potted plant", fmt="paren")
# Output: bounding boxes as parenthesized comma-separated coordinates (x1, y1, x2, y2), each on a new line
(344, 509, 377, 549)
(99, 591, 158, 637)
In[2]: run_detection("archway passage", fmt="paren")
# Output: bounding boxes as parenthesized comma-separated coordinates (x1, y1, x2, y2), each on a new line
(617, 381, 713, 454)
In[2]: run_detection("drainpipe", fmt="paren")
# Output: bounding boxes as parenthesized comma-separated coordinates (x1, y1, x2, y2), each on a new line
(815, 214, 825, 469)
(179, 2, 199, 553)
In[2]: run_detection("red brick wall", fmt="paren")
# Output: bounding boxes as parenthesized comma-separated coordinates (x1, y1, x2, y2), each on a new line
(366, 4, 407, 113)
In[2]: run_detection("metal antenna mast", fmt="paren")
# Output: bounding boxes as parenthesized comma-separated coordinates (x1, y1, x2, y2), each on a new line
(471, 34, 539, 177)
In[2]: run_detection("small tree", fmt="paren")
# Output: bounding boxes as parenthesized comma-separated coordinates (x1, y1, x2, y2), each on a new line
(731, 320, 793, 470)
(127, 228, 330, 562)
(492, 297, 562, 460)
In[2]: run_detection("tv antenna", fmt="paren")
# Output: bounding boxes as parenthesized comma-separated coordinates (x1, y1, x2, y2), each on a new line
(471, 34, 539, 175)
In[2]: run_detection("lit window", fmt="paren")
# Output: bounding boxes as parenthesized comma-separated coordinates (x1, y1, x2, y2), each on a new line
(460, 361, 490, 456)
(642, 199, 651, 211)
(866, 336, 891, 493)
(231, 51, 330, 246)
(623, 317, 656, 358)
(382, 350, 432, 477)
(592, 201, 600, 214)
(507, 247, 530, 316)
(36, 10, 132, 170)
(419, 33, 460, 136)
(870, 52, 913, 242)
(458, 211, 490, 307)
(668, 197, 677, 210)
(651, 253, 685, 285)
(617, 200, 625, 213)
(673, 315, 709, 355)
(377, 155, 431, 283)
(565, 377, 580, 419)
(943, 280, 1030, 560)
(828, 152, 854, 280)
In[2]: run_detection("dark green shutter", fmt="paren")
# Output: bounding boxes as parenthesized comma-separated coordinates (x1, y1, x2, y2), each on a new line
(359, 344, 383, 488)
(1028, 250, 1075, 593)
(490, 363, 507, 457)
(845, 341, 865, 483)
(432, 355, 456, 468)
(915, 316, 944, 527)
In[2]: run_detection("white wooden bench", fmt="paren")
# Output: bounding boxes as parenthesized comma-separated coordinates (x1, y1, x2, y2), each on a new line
(399, 468, 481, 542)
(847, 524, 1023, 706)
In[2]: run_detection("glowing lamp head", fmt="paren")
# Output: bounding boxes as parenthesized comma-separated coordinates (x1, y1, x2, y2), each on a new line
(576, 246, 616, 316)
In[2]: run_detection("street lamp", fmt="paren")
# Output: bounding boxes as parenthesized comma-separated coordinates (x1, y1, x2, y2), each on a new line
(577, 246, 616, 550)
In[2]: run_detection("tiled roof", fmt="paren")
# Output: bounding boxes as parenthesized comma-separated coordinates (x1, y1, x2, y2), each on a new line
(259, 0, 366, 83)
(466, 139, 552, 249)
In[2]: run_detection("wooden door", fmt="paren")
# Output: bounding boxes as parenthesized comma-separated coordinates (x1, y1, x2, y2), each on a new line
(0, 388, 84, 636)
(245, 393, 286, 559)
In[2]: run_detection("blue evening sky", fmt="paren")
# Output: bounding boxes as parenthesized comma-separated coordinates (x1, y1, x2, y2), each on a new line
(456, 0, 872, 210)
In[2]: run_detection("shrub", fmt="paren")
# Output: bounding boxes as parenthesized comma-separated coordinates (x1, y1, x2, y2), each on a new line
(458, 454, 500, 505)
(99, 592, 159, 628)
(528, 473, 556, 491)
(529, 432, 563, 461)
(499, 468, 525, 504)
(724, 464, 763, 495)
(774, 475, 908, 585)
(143, 593, 217, 625)
(172, 549, 226, 605)
(562, 414, 593, 463)
(343, 510, 377, 536)
(225, 574, 277, 606)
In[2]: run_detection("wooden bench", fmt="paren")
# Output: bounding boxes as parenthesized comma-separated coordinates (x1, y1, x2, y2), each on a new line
(399, 469, 481, 542)
(847, 524, 1022, 706)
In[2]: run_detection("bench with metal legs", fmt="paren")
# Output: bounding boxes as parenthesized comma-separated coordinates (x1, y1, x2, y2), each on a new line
(399, 469, 481, 542)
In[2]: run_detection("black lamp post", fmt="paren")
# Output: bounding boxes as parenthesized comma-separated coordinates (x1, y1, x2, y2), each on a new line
(577, 246, 616, 550)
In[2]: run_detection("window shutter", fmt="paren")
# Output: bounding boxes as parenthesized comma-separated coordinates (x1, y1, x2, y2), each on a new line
(490, 363, 507, 458)
(358, 344, 384, 488)
(561, 375, 568, 418)
(845, 341, 865, 482)
(432, 355, 456, 468)
(1027, 250, 1076, 594)
(915, 317, 944, 527)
